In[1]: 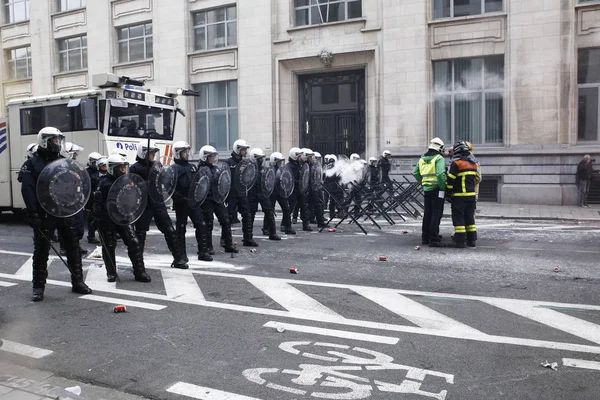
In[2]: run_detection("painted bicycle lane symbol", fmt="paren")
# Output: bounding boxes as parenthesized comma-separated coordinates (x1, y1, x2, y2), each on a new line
(243, 341, 454, 400)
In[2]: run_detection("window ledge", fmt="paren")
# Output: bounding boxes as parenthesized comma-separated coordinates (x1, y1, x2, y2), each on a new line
(3, 77, 32, 84)
(113, 59, 153, 68)
(575, 1, 600, 9)
(53, 69, 88, 77)
(0, 19, 30, 29)
(51, 7, 86, 17)
(287, 17, 366, 33)
(428, 12, 507, 25)
(187, 46, 238, 57)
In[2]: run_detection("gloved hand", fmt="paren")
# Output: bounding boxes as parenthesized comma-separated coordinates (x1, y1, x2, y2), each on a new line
(28, 212, 42, 229)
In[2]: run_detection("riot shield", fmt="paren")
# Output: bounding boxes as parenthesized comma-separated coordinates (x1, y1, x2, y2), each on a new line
(213, 162, 232, 204)
(311, 161, 323, 191)
(299, 163, 310, 195)
(107, 173, 148, 226)
(189, 166, 211, 209)
(37, 157, 91, 218)
(276, 164, 294, 198)
(234, 158, 258, 194)
(148, 161, 177, 204)
(261, 165, 276, 197)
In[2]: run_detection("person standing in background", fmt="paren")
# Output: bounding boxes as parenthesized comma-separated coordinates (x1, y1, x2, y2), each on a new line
(577, 155, 594, 207)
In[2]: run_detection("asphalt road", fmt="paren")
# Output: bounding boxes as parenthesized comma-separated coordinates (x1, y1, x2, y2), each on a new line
(0, 210, 600, 400)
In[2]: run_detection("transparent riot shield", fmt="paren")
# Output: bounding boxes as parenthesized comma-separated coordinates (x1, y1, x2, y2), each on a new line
(261, 164, 276, 197)
(213, 162, 232, 204)
(148, 161, 177, 204)
(234, 158, 258, 194)
(276, 164, 295, 199)
(189, 166, 212, 209)
(107, 173, 148, 226)
(299, 163, 310, 195)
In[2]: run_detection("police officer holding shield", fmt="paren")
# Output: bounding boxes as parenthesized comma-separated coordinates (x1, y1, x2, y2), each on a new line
(198, 145, 238, 254)
(94, 154, 151, 282)
(129, 140, 188, 269)
(171, 141, 213, 262)
(262, 152, 296, 236)
(20, 127, 92, 301)
(248, 148, 281, 241)
(287, 147, 312, 232)
(85, 152, 103, 244)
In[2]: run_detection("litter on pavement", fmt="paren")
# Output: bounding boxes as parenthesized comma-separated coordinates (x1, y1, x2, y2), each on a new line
(541, 361, 558, 371)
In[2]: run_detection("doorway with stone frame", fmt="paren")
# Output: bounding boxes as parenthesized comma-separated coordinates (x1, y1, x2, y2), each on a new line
(298, 69, 366, 158)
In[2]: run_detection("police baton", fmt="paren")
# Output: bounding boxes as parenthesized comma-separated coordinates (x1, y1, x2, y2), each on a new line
(96, 229, 120, 282)
(35, 227, 75, 276)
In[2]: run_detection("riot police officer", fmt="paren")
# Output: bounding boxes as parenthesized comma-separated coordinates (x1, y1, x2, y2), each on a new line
(225, 139, 257, 247)
(248, 148, 281, 241)
(287, 147, 312, 231)
(20, 127, 92, 301)
(94, 154, 151, 282)
(97, 156, 108, 179)
(130, 140, 188, 269)
(368, 157, 379, 187)
(378, 150, 392, 185)
(171, 141, 213, 262)
(198, 145, 238, 254)
(262, 152, 295, 235)
(85, 152, 103, 244)
(307, 150, 327, 228)
(323, 154, 342, 219)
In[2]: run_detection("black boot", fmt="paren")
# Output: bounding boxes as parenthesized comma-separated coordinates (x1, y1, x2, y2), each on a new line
(467, 231, 477, 248)
(176, 225, 189, 263)
(32, 287, 44, 302)
(87, 236, 100, 244)
(242, 214, 258, 247)
(166, 230, 188, 270)
(130, 250, 151, 282)
(196, 224, 213, 262)
(71, 268, 93, 294)
(266, 211, 281, 241)
(102, 235, 118, 282)
(221, 221, 239, 253)
(302, 223, 313, 232)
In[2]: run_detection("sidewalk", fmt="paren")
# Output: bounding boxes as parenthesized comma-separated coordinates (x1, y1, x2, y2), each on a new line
(0, 359, 145, 400)
(470, 203, 600, 221)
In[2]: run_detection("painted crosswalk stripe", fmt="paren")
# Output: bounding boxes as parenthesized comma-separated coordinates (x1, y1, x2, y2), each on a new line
(264, 321, 400, 344)
(0, 339, 53, 359)
(481, 299, 600, 345)
(167, 382, 262, 400)
(562, 358, 600, 371)
(14, 256, 32, 280)
(245, 276, 342, 318)
(79, 294, 167, 310)
(0, 281, 17, 287)
(85, 265, 117, 292)
(162, 269, 205, 302)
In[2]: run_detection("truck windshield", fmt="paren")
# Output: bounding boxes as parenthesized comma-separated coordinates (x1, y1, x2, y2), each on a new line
(108, 102, 174, 140)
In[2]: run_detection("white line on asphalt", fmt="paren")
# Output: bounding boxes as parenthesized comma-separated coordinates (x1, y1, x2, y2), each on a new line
(167, 382, 263, 400)
(562, 358, 600, 371)
(0, 339, 53, 359)
(14, 256, 32, 279)
(352, 287, 483, 335)
(245, 276, 343, 318)
(264, 321, 400, 344)
(0, 280, 17, 287)
(161, 269, 205, 302)
(79, 295, 167, 310)
(85, 264, 117, 292)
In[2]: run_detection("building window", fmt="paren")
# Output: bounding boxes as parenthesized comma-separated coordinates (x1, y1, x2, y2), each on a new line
(433, 0, 502, 19)
(294, 0, 362, 26)
(57, 0, 85, 12)
(4, 0, 29, 23)
(433, 55, 504, 145)
(7, 46, 31, 80)
(194, 81, 238, 152)
(118, 23, 153, 63)
(58, 36, 87, 72)
(193, 6, 237, 51)
(578, 48, 600, 141)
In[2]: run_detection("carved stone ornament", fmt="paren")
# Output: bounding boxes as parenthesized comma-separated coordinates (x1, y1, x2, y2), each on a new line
(318, 49, 333, 68)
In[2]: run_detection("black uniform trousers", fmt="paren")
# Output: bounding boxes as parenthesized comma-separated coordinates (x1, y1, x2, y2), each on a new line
(422, 189, 445, 245)
(201, 199, 234, 248)
(58, 210, 85, 250)
(451, 196, 477, 245)
(173, 199, 208, 257)
(227, 191, 253, 241)
(308, 189, 325, 225)
(135, 202, 181, 262)
(288, 190, 309, 227)
(97, 223, 144, 277)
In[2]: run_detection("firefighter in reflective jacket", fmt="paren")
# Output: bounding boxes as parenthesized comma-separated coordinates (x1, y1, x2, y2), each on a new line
(413, 138, 446, 247)
(446, 140, 479, 248)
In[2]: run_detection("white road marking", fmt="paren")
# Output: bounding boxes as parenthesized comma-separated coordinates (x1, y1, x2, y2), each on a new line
(167, 382, 262, 400)
(162, 269, 205, 302)
(0, 339, 53, 359)
(264, 321, 399, 344)
(0, 281, 17, 287)
(353, 287, 483, 335)
(79, 294, 167, 310)
(116, 254, 247, 271)
(562, 358, 600, 371)
(245, 276, 343, 318)
(14, 256, 32, 280)
(84, 264, 117, 292)
(480, 299, 600, 345)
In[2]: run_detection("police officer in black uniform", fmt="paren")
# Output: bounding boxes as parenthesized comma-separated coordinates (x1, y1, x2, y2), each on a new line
(225, 139, 257, 247)
(323, 154, 341, 219)
(306, 150, 327, 228)
(198, 145, 238, 254)
(368, 157, 379, 188)
(85, 152, 103, 244)
(171, 141, 213, 262)
(20, 127, 92, 301)
(248, 148, 281, 241)
(93, 154, 151, 282)
(378, 150, 392, 185)
(261, 152, 295, 236)
(129, 140, 188, 269)
(287, 147, 312, 232)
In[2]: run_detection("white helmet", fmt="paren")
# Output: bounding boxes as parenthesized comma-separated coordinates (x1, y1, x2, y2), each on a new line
(37, 127, 65, 153)
(107, 153, 129, 178)
(97, 156, 109, 169)
(88, 152, 102, 165)
(429, 137, 445, 152)
(270, 152, 285, 163)
(232, 139, 250, 155)
(368, 157, 377, 165)
(350, 153, 360, 162)
(199, 145, 218, 163)
(250, 148, 266, 160)
(299, 148, 314, 162)
(328, 154, 338, 163)
(289, 147, 302, 161)
(314, 152, 322, 160)
(137, 139, 159, 160)
(26, 143, 38, 158)
(382, 150, 392, 158)
(64, 142, 84, 154)
(173, 141, 191, 160)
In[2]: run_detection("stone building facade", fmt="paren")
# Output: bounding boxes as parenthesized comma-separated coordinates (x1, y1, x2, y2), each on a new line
(1, 0, 600, 204)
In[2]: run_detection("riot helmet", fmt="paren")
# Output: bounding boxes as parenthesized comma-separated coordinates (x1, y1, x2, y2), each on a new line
(300, 148, 314, 163)
(37, 127, 65, 153)
(232, 139, 250, 156)
(137, 139, 159, 161)
(250, 148, 266, 160)
(314, 152, 322, 161)
(289, 147, 302, 161)
(269, 151, 285, 167)
(26, 143, 38, 159)
(382, 150, 392, 158)
(88, 152, 102, 168)
(199, 145, 219, 164)
(368, 157, 377, 166)
(350, 153, 360, 162)
(173, 141, 191, 161)
(108, 154, 129, 178)
(97, 156, 108, 174)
